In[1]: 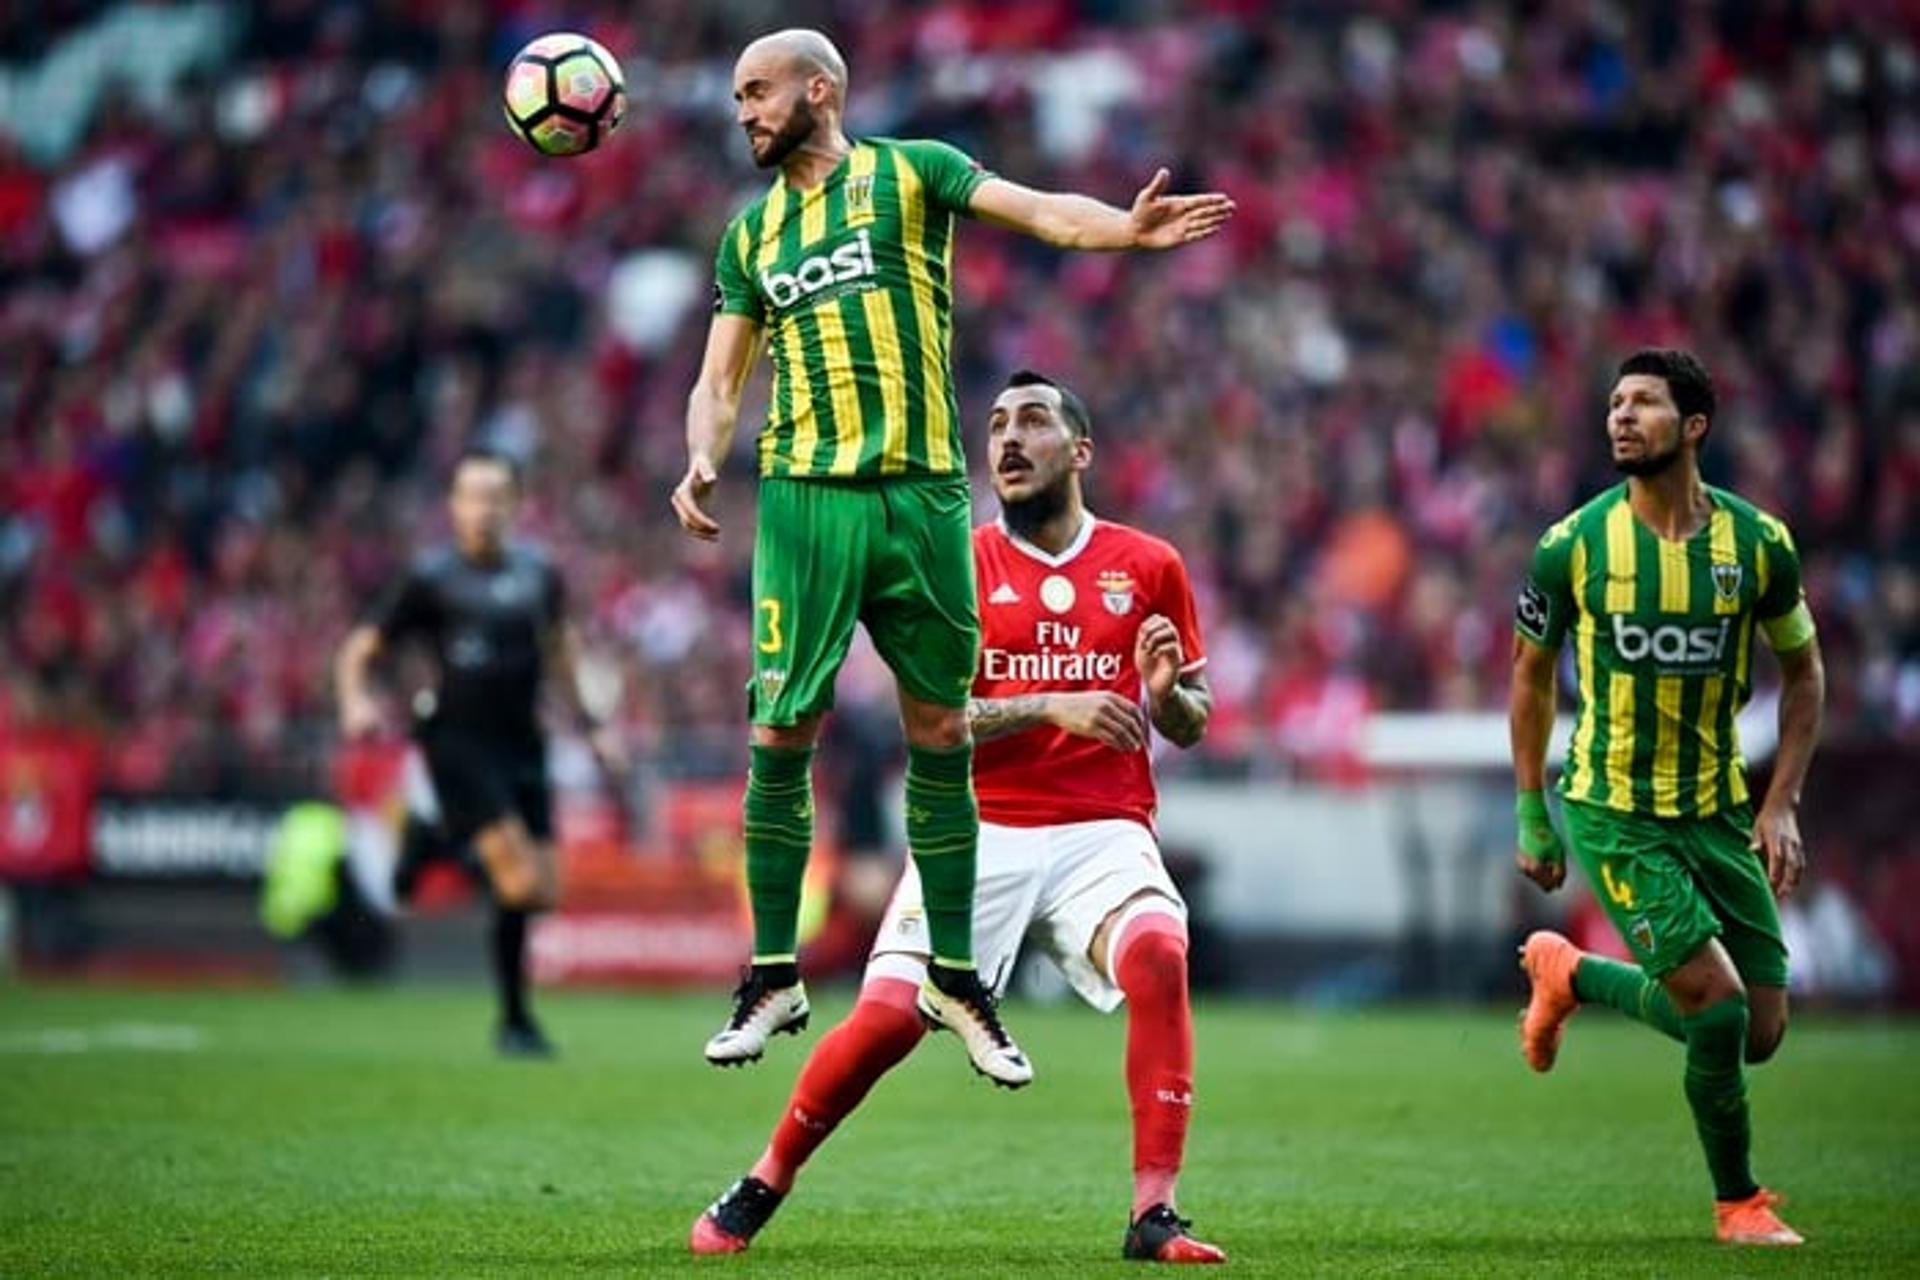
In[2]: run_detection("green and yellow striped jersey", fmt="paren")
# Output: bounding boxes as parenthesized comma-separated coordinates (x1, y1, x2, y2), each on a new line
(1515, 484, 1817, 818)
(712, 137, 990, 480)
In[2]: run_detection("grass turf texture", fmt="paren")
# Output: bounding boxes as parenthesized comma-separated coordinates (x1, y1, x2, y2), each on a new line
(1, 986, 1915, 1277)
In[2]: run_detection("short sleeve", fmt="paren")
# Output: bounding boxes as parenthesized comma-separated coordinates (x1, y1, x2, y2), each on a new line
(1515, 518, 1578, 649)
(712, 218, 764, 322)
(1754, 515, 1803, 620)
(896, 138, 995, 215)
(369, 560, 435, 642)
(1754, 516, 1817, 652)
(1157, 551, 1208, 675)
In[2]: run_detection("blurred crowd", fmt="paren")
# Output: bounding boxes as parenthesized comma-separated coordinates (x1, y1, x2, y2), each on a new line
(3, 0, 1918, 798)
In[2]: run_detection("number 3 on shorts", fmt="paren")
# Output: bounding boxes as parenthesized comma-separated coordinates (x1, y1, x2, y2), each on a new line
(757, 597, 784, 655)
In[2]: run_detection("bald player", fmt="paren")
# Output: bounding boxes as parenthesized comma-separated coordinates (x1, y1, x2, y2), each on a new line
(671, 28, 1234, 1086)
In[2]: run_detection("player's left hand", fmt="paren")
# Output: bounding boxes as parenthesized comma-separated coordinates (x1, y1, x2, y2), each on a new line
(1750, 801, 1805, 899)
(1135, 613, 1184, 701)
(1129, 168, 1236, 250)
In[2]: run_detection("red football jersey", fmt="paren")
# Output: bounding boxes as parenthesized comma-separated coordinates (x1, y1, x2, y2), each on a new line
(972, 516, 1206, 829)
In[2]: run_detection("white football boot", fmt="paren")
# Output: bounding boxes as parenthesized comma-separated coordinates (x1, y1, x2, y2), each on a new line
(704, 969, 810, 1066)
(916, 963, 1033, 1089)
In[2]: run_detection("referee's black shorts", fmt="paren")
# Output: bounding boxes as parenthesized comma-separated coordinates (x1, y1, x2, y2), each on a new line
(417, 720, 553, 845)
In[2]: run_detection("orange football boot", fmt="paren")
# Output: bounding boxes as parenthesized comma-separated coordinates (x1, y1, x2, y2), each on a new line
(1518, 930, 1582, 1072)
(1716, 1188, 1803, 1246)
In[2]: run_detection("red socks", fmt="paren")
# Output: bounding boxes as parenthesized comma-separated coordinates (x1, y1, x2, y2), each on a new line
(751, 977, 925, 1193)
(1114, 914, 1194, 1218)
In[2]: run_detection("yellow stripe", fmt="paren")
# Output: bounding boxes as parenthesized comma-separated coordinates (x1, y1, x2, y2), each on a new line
(1709, 508, 1740, 615)
(1605, 500, 1637, 613)
(891, 149, 953, 473)
(1606, 671, 1635, 806)
(1696, 675, 1724, 816)
(815, 302, 863, 474)
(1566, 540, 1597, 801)
(756, 184, 789, 268)
(1652, 675, 1683, 816)
(1657, 538, 1689, 613)
(1730, 757, 1750, 806)
(845, 143, 877, 229)
(862, 288, 910, 474)
(777, 318, 812, 475)
(783, 187, 835, 471)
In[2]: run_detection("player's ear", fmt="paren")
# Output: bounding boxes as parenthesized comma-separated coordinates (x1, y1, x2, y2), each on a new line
(1683, 413, 1711, 448)
(1071, 434, 1094, 472)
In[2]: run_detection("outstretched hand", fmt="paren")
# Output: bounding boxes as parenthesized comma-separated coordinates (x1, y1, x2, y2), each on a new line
(1129, 168, 1236, 250)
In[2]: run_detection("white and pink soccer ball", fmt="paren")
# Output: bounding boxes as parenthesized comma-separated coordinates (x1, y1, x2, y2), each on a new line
(502, 33, 626, 157)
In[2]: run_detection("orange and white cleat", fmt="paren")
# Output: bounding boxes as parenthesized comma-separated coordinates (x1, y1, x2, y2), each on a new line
(1517, 929, 1583, 1073)
(1123, 1205, 1228, 1264)
(1715, 1188, 1803, 1246)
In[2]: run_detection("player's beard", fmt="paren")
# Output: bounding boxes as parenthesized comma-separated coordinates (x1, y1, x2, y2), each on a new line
(1001, 475, 1071, 544)
(1613, 436, 1684, 477)
(753, 97, 818, 170)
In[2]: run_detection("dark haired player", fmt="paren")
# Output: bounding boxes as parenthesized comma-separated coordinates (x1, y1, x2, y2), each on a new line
(693, 372, 1225, 1263)
(336, 449, 625, 1057)
(1510, 350, 1825, 1245)
(670, 27, 1234, 1083)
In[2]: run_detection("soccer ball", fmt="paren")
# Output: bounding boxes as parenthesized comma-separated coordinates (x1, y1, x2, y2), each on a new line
(503, 33, 627, 157)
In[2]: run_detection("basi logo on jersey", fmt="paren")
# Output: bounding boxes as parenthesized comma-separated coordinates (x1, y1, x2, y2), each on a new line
(1610, 614, 1732, 665)
(1097, 570, 1135, 616)
(760, 230, 877, 309)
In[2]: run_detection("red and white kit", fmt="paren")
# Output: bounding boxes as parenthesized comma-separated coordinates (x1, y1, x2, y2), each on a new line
(874, 516, 1206, 1008)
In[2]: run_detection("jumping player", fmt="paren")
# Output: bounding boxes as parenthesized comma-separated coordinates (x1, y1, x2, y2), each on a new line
(1510, 349, 1825, 1245)
(691, 370, 1225, 1263)
(670, 27, 1234, 1082)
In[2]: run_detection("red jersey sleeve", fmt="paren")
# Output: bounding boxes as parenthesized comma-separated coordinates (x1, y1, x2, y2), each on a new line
(1158, 548, 1207, 675)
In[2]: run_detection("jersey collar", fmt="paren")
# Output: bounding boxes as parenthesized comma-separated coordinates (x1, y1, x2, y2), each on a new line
(997, 511, 1097, 568)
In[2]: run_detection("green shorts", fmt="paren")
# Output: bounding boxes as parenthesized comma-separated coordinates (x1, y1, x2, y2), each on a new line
(748, 476, 978, 726)
(1561, 798, 1788, 987)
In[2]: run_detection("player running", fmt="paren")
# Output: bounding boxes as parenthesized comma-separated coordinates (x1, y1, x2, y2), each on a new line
(335, 448, 625, 1057)
(691, 370, 1225, 1263)
(670, 27, 1234, 1083)
(1509, 350, 1825, 1246)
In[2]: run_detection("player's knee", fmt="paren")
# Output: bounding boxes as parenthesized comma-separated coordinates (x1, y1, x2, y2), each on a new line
(752, 718, 821, 750)
(899, 699, 967, 749)
(1116, 928, 1188, 1001)
(1747, 1018, 1786, 1064)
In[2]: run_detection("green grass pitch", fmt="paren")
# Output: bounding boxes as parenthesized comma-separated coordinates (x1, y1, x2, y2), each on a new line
(1, 985, 1915, 1276)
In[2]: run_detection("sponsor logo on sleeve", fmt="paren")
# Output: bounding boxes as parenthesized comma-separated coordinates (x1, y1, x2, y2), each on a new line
(1516, 580, 1551, 639)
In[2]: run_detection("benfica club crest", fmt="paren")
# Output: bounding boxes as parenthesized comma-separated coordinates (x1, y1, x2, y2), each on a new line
(1097, 569, 1135, 616)
(1712, 562, 1743, 601)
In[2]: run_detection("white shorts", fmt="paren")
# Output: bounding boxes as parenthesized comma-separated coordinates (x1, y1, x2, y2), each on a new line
(871, 818, 1184, 1013)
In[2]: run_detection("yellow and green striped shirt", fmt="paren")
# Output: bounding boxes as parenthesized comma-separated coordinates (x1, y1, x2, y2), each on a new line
(1515, 484, 1816, 818)
(712, 137, 990, 480)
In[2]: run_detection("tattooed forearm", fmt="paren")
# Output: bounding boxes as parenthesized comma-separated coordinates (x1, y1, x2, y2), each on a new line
(967, 694, 1053, 743)
(1149, 676, 1211, 748)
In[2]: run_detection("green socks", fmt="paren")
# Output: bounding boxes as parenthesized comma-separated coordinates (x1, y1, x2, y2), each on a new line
(1573, 956, 1685, 1043)
(743, 744, 815, 963)
(1681, 996, 1757, 1202)
(904, 742, 978, 968)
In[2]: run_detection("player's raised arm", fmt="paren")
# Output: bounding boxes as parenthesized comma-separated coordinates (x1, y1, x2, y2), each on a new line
(969, 168, 1235, 252)
(672, 312, 763, 541)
